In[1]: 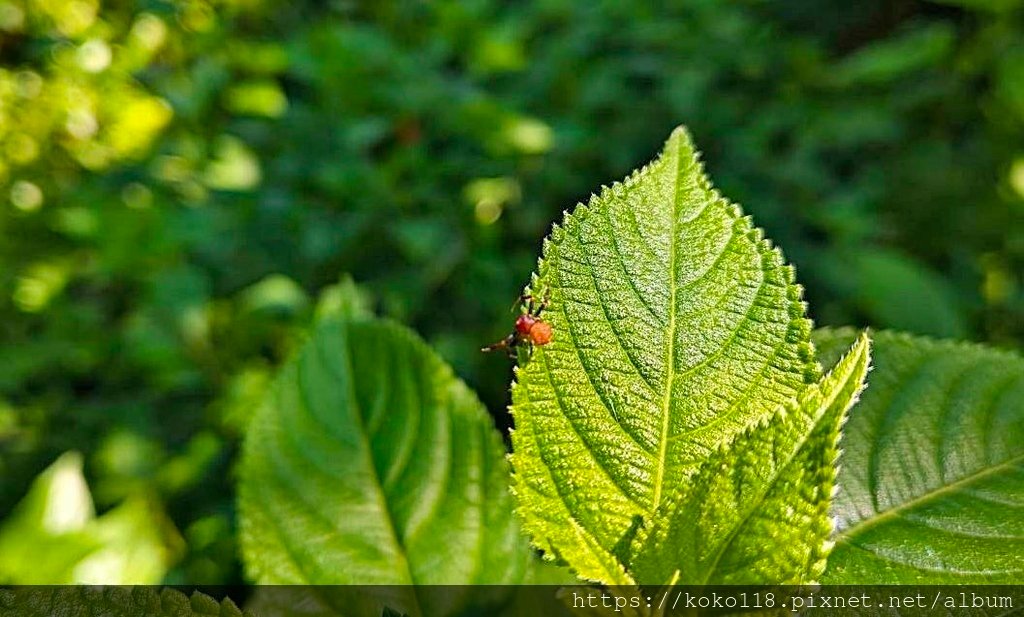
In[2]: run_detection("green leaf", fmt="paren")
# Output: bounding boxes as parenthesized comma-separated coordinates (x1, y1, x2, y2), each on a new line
(829, 23, 954, 87)
(0, 587, 246, 617)
(315, 274, 375, 321)
(0, 452, 181, 584)
(76, 496, 182, 584)
(815, 329, 1024, 583)
(238, 316, 532, 611)
(509, 126, 818, 583)
(851, 250, 965, 338)
(630, 333, 871, 585)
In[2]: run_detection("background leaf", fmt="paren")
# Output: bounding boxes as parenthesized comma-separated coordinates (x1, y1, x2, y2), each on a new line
(816, 249, 967, 339)
(828, 23, 954, 87)
(815, 329, 1024, 583)
(0, 452, 181, 584)
(509, 127, 818, 583)
(631, 333, 871, 585)
(238, 316, 531, 613)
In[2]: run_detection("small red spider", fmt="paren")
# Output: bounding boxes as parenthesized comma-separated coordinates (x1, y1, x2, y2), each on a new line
(482, 293, 552, 357)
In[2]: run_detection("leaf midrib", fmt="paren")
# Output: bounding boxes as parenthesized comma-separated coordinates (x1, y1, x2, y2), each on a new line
(652, 140, 683, 511)
(334, 323, 424, 612)
(836, 452, 1024, 546)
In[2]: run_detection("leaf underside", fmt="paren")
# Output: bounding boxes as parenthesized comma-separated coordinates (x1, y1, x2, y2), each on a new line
(509, 126, 819, 583)
(630, 333, 871, 585)
(816, 329, 1024, 584)
(238, 317, 530, 613)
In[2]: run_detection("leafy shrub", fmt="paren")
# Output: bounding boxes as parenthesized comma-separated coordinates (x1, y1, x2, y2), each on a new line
(1, 0, 1023, 591)
(3, 125, 1023, 615)
(228, 130, 1018, 613)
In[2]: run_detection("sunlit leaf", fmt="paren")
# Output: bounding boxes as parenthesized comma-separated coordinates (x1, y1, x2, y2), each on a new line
(631, 333, 871, 585)
(0, 452, 180, 584)
(509, 127, 819, 583)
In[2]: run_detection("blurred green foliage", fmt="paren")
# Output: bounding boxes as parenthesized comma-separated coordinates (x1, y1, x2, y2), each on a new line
(0, 452, 181, 583)
(1, 0, 1022, 584)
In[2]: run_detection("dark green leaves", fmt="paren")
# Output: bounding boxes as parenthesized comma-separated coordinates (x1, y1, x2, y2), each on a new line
(238, 317, 531, 597)
(816, 329, 1024, 583)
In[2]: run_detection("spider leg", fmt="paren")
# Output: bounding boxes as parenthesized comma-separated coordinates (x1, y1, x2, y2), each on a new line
(526, 290, 551, 316)
(519, 293, 534, 314)
(536, 291, 551, 315)
(507, 334, 523, 359)
(519, 289, 550, 317)
(482, 334, 515, 353)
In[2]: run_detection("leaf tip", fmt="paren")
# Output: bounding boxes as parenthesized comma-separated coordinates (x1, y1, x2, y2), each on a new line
(666, 124, 696, 150)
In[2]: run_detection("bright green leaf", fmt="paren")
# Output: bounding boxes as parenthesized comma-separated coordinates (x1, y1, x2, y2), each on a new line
(225, 80, 289, 118)
(0, 452, 180, 584)
(509, 126, 818, 584)
(815, 329, 1024, 583)
(0, 452, 98, 583)
(74, 497, 183, 584)
(238, 316, 532, 614)
(203, 135, 261, 191)
(630, 333, 871, 585)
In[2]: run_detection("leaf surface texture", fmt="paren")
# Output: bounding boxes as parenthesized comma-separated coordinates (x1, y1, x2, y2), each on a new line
(631, 334, 871, 585)
(239, 317, 530, 609)
(816, 329, 1024, 583)
(510, 127, 818, 582)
